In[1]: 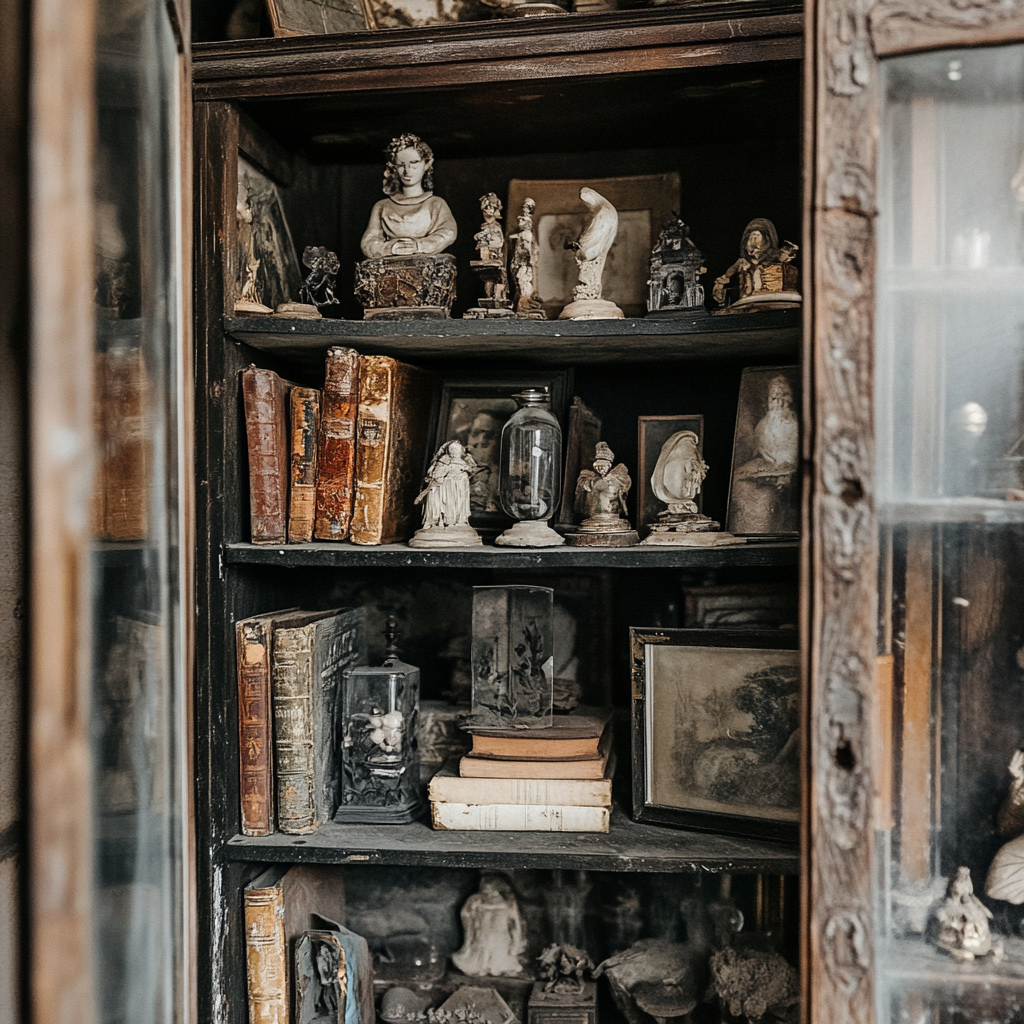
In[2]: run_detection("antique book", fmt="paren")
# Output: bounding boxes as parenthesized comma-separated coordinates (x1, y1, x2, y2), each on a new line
(273, 607, 367, 833)
(428, 760, 613, 806)
(314, 347, 360, 541)
(430, 800, 610, 832)
(556, 397, 602, 528)
(244, 865, 347, 1024)
(349, 355, 436, 545)
(287, 387, 321, 543)
(242, 365, 293, 544)
(467, 711, 611, 761)
(235, 607, 300, 836)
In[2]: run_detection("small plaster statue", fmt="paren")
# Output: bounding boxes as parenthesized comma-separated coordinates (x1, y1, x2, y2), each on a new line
(559, 188, 624, 320)
(464, 193, 514, 319)
(566, 442, 638, 546)
(538, 944, 594, 995)
(712, 218, 799, 312)
(934, 867, 1003, 961)
(409, 441, 483, 548)
(641, 430, 724, 545)
(509, 198, 545, 318)
(452, 874, 527, 977)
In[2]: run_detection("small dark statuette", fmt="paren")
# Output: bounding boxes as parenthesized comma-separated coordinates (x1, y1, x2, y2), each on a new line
(538, 944, 594, 995)
(529, 945, 597, 1024)
(300, 246, 341, 307)
(565, 442, 639, 547)
(712, 218, 799, 313)
(646, 216, 708, 318)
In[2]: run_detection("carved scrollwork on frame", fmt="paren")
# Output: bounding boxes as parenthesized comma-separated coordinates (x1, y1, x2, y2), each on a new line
(870, 0, 1024, 56)
(823, 910, 871, 995)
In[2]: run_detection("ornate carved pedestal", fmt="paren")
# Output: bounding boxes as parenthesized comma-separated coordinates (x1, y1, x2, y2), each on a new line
(355, 253, 456, 320)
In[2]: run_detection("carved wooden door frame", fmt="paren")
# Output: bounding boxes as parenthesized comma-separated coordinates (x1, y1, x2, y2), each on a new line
(804, 2, 1024, 1021)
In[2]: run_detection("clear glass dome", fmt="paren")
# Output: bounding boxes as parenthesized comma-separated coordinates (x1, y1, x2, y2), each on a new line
(498, 388, 562, 523)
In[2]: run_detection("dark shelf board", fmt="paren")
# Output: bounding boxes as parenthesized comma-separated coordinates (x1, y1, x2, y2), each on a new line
(885, 936, 1024, 988)
(224, 540, 798, 568)
(223, 808, 799, 873)
(225, 311, 800, 371)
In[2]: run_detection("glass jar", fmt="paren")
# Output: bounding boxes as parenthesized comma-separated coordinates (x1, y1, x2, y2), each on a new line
(495, 388, 564, 547)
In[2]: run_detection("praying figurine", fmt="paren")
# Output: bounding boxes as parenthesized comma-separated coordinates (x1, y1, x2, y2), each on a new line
(933, 867, 1003, 961)
(452, 874, 527, 977)
(560, 188, 624, 320)
(509, 198, 546, 319)
(464, 193, 514, 319)
(354, 134, 457, 319)
(409, 441, 483, 549)
(712, 218, 800, 312)
(566, 442, 638, 547)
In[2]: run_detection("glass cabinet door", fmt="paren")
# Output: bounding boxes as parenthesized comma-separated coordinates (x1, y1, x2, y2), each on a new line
(876, 43, 1024, 1023)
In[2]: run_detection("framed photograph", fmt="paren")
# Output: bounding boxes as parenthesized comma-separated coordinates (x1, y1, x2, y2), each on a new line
(725, 365, 801, 537)
(507, 174, 680, 320)
(630, 627, 799, 840)
(433, 371, 572, 532)
(637, 415, 705, 531)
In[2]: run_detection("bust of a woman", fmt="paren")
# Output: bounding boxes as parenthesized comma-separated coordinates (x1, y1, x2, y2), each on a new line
(360, 134, 457, 259)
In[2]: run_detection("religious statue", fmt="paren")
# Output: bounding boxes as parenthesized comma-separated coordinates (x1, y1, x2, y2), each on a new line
(712, 218, 800, 312)
(235, 175, 272, 315)
(933, 867, 1003, 961)
(566, 442, 638, 546)
(647, 216, 707, 318)
(559, 188, 624, 320)
(354, 134, 457, 319)
(452, 874, 527, 977)
(509, 198, 546, 319)
(409, 441, 483, 548)
(465, 193, 514, 319)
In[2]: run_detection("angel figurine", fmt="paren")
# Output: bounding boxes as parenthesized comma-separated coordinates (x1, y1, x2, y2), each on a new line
(566, 442, 638, 547)
(408, 441, 483, 549)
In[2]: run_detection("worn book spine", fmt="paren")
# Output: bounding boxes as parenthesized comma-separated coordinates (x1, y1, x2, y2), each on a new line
(236, 617, 274, 836)
(430, 801, 611, 832)
(287, 387, 321, 543)
(244, 881, 288, 1024)
(272, 622, 318, 834)
(242, 366, 290, 544)
(458, 755, 607, 780)
(314, 347, 360, 541)
(427, 774, 612, 807)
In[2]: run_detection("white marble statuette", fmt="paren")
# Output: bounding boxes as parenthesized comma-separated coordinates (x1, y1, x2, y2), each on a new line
(452, 874, 527, 977)
(409, 441, 483, 549)
(559, 188, 624, 321)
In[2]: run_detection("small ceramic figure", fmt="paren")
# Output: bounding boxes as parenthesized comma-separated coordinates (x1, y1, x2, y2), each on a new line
(566, 442, 638, 546)
(465, 193, 514, 319)
(452, 874, 527, 977)
(529, 946, 597, 1024)
(509, 198, 546, 319)
(712, 218, 800, 312)
(934, 867, 1003, 961)
(409, 441, 483, 549)
(647, 216, 707, 318)
(559, 188, 624, 320)
(354, 134, 457, 319)
(538, 945, 594, 995)
(275, 245, 341, 319)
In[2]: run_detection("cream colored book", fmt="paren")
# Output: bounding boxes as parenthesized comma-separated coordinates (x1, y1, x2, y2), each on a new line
(430, 801, 610, 833)
(428, 761, 613, 807)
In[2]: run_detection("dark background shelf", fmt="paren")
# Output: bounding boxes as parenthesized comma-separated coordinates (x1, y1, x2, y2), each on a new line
(223, 808, 799, 873)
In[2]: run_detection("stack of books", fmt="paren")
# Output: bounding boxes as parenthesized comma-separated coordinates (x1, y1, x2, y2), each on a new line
(428, 710, 613, 833)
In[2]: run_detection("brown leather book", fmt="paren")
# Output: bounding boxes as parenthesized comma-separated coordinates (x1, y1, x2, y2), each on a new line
(466, 710, 610, 759)
(314, 347, 360, 541)
(350, 356, 436, 545)
(242, 365, 292, 544)
(288, 387, 321, 543)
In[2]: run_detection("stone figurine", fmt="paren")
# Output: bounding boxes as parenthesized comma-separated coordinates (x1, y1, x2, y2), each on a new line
(712, 218, 800, 312)
(465, 193, 514, 319)
(354, 134, 457, 319)
(452, 874, 527, 977)
(566, 442, 638, 546)
(647, 216, 707, 318)
(509, 198, 546, 319)
(559, 188, 624, 320)
(530, 946, 597, 1024)
(934, 867, 1003, 961)
(538, 944, 594, 995)
(409, 440, 483, 548)
(641, 430, 724, 545)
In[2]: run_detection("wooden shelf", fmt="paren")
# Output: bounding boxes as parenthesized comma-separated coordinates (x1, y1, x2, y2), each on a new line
(879, 497, 1024, 525)
(885, 936, 1024, 988)
(224, 540, 798, 568)
(223, 808, 799, 873)
(224, 310, 801, 371)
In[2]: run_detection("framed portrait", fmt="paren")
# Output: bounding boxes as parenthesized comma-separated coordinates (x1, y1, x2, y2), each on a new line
(507, 174, 680, 320)
(630, 627, 799, 840)
(725, 365, 800, 537)
(433, 371, 572, 532)
(637, 415, 705, 531)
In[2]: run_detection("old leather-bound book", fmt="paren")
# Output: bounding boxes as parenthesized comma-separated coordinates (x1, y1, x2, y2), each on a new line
(272, 607, 367, 834)
(314, 347, 360, 541)
(350, 355, 436, 545)
(287, 387, 321, 543)
(242, 365, 292, 544)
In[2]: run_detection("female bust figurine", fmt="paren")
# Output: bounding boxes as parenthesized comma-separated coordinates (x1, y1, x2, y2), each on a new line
(360, 134, 457, 259)
(408, 441, 482, 548)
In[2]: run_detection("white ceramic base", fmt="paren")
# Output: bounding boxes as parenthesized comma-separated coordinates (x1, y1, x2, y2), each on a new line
(408, 524, 483, 548)
(494, 520, 565, 547)
(558, 298, 625, 320)
(640, 531, 747, 546)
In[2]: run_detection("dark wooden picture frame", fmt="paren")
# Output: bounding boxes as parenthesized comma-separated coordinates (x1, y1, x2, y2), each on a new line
(636, 414, 705, 532)
(630, 627, 799, 841)
(433, 370, 572, 533)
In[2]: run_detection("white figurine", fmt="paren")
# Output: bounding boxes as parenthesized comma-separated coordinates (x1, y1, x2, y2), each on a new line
(408, 441, 483, 549)
(935, 867, 1003, 961)
(559, 188, 624, 320)
(452, 874, 527, 977)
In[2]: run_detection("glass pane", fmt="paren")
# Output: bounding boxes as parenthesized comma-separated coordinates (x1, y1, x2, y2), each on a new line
(92, 1, 185, 1021)
(877, 46, 1024, 1022)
